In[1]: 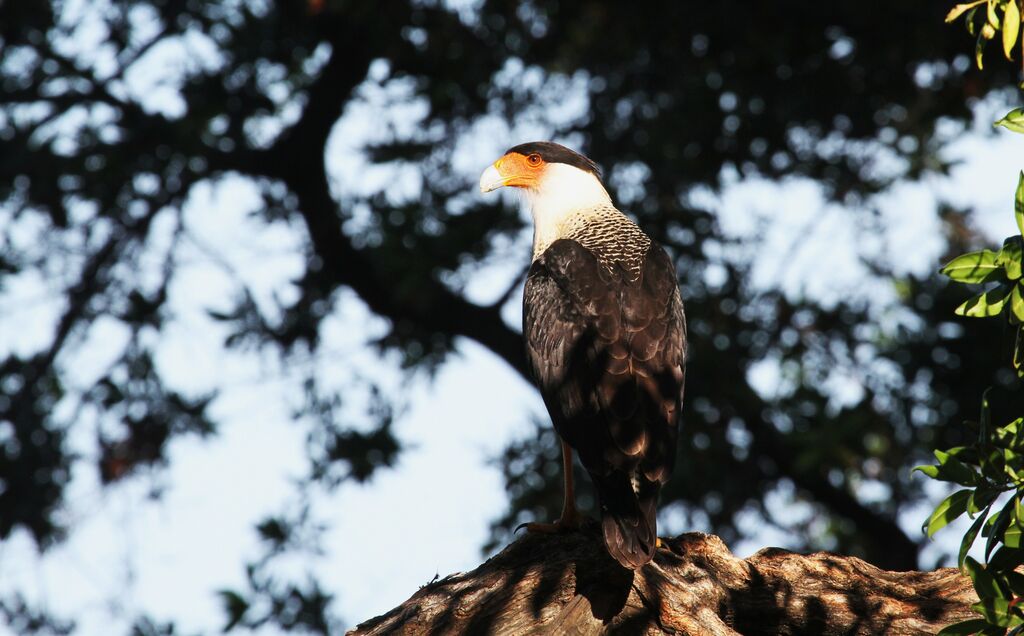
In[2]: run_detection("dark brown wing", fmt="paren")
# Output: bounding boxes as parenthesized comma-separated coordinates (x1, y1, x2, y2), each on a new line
(523, 239, 612, 453)
(523, 238, 686, 568)
(629, 242, 686, 485)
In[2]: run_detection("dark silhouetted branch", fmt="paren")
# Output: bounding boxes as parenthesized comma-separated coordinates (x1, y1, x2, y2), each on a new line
(348, 529, 975, 636)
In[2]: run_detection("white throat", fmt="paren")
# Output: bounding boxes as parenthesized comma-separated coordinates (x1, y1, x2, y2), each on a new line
(522, 163, 614, 258)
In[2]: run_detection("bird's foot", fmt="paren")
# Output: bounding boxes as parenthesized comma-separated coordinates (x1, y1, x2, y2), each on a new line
(515, 510, 584, 534)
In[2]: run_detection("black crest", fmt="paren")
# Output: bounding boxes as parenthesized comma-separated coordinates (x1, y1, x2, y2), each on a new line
(507, 141, 602, 180)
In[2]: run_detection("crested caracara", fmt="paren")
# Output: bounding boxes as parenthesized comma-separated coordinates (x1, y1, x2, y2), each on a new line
(480, 141, 686, 569)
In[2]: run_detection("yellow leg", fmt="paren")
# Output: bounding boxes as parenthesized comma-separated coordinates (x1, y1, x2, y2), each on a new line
(517, 439, 583, 534)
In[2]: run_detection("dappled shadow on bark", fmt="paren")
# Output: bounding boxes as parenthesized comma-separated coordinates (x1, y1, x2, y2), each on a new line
(360, 524, 622, 636)
(350, 531, 978, 635)
(717, 547, 968, 636)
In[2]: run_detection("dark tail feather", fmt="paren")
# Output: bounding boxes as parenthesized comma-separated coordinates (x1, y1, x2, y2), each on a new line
(597, 473, 658, 569)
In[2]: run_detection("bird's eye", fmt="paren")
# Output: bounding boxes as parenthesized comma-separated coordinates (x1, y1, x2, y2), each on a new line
(526, 153, 542, 166)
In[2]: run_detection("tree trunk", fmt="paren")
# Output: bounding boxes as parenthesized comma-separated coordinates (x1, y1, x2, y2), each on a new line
(347, 527, 976, 635)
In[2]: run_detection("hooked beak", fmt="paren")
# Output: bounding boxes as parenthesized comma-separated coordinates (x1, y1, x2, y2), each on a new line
(479, 164, 504, 193)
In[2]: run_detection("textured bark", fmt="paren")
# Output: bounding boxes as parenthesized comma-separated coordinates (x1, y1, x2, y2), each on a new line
(348, 528, 976, 635)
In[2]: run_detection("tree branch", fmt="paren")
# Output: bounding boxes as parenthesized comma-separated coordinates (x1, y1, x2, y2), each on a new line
(348, 529, 975, 636)
(241, 30, 530, 375)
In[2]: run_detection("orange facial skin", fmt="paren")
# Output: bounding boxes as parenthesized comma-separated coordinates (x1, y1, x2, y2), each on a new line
(490, 151, 546, 189)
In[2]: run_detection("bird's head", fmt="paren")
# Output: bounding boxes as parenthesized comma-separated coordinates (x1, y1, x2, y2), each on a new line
(479, 141, 611, 212)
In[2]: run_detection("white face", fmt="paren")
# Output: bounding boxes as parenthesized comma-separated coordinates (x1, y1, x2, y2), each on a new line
(520, 162, 611, 222)
(479, 151, 613, 257)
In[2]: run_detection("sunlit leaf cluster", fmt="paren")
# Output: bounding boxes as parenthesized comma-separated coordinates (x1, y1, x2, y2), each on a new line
(947, 0, 1024, 69)
(941, 171, 1024, 377)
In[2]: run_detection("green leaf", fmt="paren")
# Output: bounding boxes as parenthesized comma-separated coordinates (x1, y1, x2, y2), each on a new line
(1005, 447, 1023, 480)
(1016, 171, 1024, 236)
(956, 286, 1013, 317)
(1004, 0, 1021, 59)
(926, 489, 973, 538)
(982, 447, 1008, 482)
(1007, 571, 1024, 596)
(1005, 521, 1023, 548)
(966, 555, 1005, 601)
(939, 618, 997, 635)
(1012, 417, 1024, 450)
(974, 596, 1024, 628)
(972, 487, 1001, 515)
(1004, 416, 1024, 445)
(990, 545, 1024, 570)
(947, 445, 981, 459)
(946, 446, 983, 465)
(987, 496, 1019, 560)
(996, 108, 1024, 134)
(934, 449, 982, 486)
(1012, 284, 1024, 322)
(943, 249, 1006, 283)
(999, 237, 1024, 280)
(961, 511, 990, 569)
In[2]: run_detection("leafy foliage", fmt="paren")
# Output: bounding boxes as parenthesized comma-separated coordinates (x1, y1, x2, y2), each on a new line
(947, 0, 1024, 69)
(928, 174, 1024, 634)
(924, 11, 1024, 632)
(216, 500, 341, 634)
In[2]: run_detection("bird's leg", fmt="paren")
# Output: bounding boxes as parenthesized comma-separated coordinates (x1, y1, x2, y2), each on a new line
(556, 439, 583, 527)
(517, 439, 583, 534)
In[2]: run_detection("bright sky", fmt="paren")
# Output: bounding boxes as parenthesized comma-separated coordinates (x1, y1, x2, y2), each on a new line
(2, 6, 1024, 634)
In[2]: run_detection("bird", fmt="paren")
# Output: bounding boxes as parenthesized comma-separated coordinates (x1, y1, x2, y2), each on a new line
(479, 141, 686, 569)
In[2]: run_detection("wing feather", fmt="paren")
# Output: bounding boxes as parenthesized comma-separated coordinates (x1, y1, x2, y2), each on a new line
(523, 239, 685, 474)
(523, 236, 685, 569)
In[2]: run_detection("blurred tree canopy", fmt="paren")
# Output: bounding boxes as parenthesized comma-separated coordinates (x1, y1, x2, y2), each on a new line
(1, 0, 1023, 631)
